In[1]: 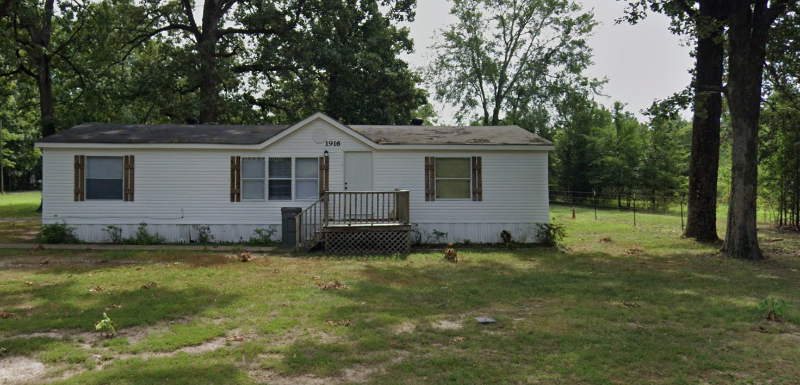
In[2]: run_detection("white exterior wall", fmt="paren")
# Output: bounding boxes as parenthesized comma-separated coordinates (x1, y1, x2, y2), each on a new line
(42, 118, 549, 244)
(373, 150, 549, 244)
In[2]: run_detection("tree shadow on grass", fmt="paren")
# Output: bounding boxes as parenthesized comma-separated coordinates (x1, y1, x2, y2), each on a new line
(0, 279, 238, 334)
(49, 355, 250, 385)
(275, 251, 800, 383)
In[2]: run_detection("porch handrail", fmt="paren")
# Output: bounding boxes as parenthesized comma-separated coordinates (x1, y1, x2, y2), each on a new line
(294, 190, 410, 250)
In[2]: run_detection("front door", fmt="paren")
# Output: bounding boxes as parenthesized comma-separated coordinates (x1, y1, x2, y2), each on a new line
(344, 152, 373, 191)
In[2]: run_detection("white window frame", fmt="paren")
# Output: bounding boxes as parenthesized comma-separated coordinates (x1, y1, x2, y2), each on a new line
(435, 157, 472, 200)
(85, 156, 124, 201)
(268, 157, 293, 201)
(295, 158, 320, 201)
(241, 157, 266, 201)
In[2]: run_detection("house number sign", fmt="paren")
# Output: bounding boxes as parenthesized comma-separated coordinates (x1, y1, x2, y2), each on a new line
(325, 141, 341, 146)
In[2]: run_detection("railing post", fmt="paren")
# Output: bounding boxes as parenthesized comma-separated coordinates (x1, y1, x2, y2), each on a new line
(323, 193, 329, 227)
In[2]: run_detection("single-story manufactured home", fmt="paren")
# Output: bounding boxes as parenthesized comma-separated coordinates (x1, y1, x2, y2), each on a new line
(35, 112, 553, 253)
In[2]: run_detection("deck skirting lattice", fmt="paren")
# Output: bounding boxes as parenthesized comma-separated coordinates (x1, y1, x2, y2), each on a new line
(324, 229, 410, 255)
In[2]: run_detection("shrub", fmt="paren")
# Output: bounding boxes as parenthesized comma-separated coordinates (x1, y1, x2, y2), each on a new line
(95, 313, 117, 338)
(132, 222, 166, 245)
(102, 225, 123, 244)
(249, 227, 278, 245)
(536, 222, 566, 247)
(759, 297, 787, 321)
(192, 225, 214, 244)
(428, 229, 449, 245)
(41, 221, 79, 244)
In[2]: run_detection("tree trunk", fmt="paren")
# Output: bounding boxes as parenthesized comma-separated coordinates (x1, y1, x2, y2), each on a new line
(35, 0, 56, 138)
(36, 56, 56, 138)
(198, 0, 221, 124)
(684, 0, 725, 242)
(722, 0, 780, 260)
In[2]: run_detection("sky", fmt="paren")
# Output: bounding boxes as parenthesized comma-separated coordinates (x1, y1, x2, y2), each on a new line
(402, 0, 695, 124)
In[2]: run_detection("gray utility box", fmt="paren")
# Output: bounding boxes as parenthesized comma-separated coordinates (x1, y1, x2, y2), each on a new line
(281, 207, 302, 245)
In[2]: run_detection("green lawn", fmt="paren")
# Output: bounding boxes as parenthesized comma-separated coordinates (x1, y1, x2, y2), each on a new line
(0, 191, 41, 243)
(1, 204, 799, 384)
(0, 191, 41, 218)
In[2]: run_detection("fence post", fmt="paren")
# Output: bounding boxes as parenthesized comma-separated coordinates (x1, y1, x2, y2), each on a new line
(680, 194, 685, 231)
(593, 188, 597, 221)
(633, 193, 637, 227)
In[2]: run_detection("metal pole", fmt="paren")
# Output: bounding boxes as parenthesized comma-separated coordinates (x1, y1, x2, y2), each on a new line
(593, 188, 597, 221)
(680, 194, 685, 231)
(633, 193, 637, 227)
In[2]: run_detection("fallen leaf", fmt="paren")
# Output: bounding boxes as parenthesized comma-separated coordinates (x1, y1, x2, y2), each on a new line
(316, 281, 350, 290)
(325, 320, 351, 327)
(449, 336, 465, 344)
(0, 312, 15, 319)
(39, 260, 49, 265)
(312, 275, 321, 280)
(225, 336, 245, 342)
(89, 285, 103, 292)
(24, 281, 34, 286)
(239, 252, 252, 262)
(141, 282, 157, 290)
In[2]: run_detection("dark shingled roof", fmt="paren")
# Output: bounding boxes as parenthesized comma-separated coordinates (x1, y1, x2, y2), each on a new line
(37, 121, 552, 146)
(37, 123, 291, 145)
(348, 125, 552, 146)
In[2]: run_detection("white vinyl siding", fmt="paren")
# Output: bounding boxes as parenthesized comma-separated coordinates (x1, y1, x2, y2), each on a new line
(41, 117, 549, 243)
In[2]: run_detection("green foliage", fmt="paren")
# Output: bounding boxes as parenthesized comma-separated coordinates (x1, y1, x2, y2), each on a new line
(192, 225, 214, 244)
(249, 228, 278, 246)
(428, 0, 599, 126)
(759, 297, 787, 321)
(500, 230, 513, 246)
(536, 222, 566, 247)
(103, 226, 123, 244)
(428, 229, 449, 245)
(132, 223, 166, 245)
(551, 91, 610, 192)
(95, 312, 117, 337)
(759, 91, 800, 229)
(41, 221, 79, 244)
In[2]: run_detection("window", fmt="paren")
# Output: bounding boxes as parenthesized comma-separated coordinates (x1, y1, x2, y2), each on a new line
(86, 156, 123, 200)
(242, 158, 265, 200)
(435, 158, 471, 199)
(295, 158, 319, 200)
(269, 157, 292, 200)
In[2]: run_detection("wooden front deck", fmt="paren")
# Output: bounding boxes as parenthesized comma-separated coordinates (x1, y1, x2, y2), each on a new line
(296, 191, 411, 253)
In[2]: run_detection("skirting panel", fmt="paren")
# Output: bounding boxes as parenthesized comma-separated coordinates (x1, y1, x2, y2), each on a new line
(411, 223, 545, 244)
(55, 222, 543, 245)
(324, 230, 410, 255)
(69, 224, 280, 243)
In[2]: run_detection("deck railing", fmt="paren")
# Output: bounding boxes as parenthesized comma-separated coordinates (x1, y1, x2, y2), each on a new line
(295, 190, 410, 250)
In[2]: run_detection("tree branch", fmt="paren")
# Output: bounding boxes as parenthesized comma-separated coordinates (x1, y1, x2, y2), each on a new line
(180, 0, 200, 37)
(218, 27, 278, 36)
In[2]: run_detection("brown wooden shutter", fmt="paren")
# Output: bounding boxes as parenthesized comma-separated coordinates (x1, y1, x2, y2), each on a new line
(318, 156, 329, 196)
(74, 155, 85, 201)
(123, 155, 135, 202)
(230, 156, 241, 202)
(424, 156, 435, 201)
(472, 156, 482, 201)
